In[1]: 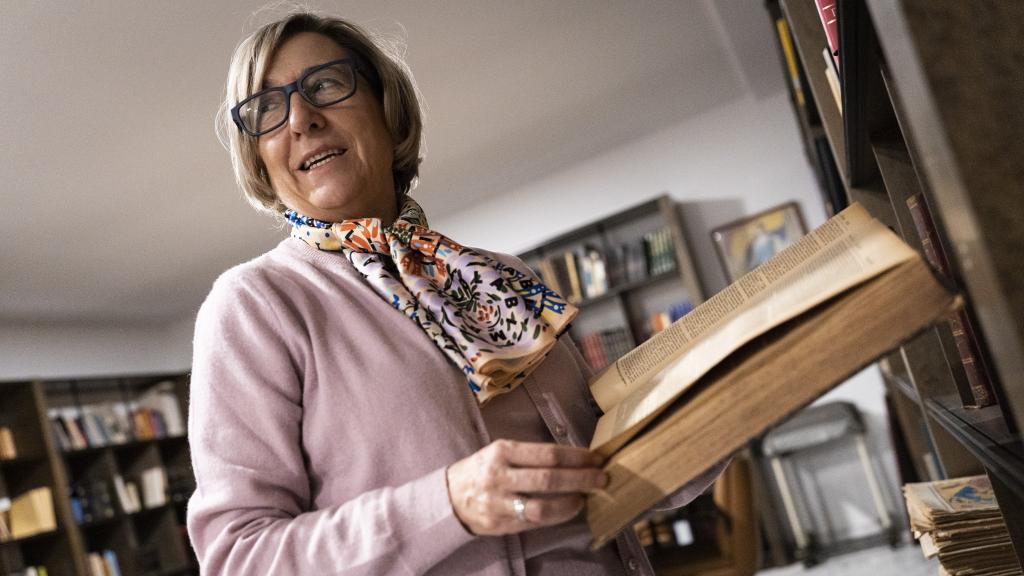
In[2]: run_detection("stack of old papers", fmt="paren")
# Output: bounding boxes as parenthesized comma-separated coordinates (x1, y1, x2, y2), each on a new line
(904, 475, 1021, 575)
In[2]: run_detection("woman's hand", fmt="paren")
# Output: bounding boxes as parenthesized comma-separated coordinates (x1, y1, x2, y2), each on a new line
(445, 439, 608, 535)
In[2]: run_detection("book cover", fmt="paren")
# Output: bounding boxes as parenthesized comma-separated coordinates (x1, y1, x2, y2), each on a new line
(141, 467, 168, 508)
(775, 17, 806, 108)
(103, 550, 124, 576)
(48, 416, 71, 452)
(815, 0, 840, 70)
(0, 427, 16, 460)
(9, 487, 56, 539)
(136, 381, 186, 437)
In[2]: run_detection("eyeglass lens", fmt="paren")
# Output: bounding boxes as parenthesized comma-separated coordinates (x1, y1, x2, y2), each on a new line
(239, 61, 357, 135)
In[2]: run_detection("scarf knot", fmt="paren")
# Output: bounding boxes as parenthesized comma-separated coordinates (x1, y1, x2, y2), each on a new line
(286, 197, 577, 404)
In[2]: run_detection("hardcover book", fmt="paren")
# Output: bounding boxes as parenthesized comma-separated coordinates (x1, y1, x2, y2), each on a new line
(906, 193, 996, 408)
(585, 203, 957, 546)
(815, 0, 840, 71)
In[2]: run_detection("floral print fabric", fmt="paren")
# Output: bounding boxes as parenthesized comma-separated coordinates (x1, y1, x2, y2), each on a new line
(286, 196, 577, 403)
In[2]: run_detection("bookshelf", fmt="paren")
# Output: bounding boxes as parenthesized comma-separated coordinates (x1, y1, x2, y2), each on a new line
(517, 195, 706, 372)
(766, 0, 1024, 569)
(0, 375, 196, 576)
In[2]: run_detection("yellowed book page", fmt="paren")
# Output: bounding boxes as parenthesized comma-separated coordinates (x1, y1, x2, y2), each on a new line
(591, 203, 879, 410)
(590, 203, 917, 454)
(920, 532, 939, 558)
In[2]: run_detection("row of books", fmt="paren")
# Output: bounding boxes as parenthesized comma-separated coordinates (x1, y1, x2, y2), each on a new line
(535, 228, 678, 304)
(0, 486, 56, 541)
(87, 549, 123, 576)
(0, 426, 16, 459)
(642, 228, 676, 277)
(70, 468, 170, 523)
(538, 246, 609, 304)
(771, 10, 847, 217)
(904, 475, 1019, 576)
(578, 328, 633, 373)
(48, 383, 185, 451)
(578, 301, 693, 372)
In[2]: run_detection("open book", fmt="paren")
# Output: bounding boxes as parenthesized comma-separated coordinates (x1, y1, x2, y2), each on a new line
(586, 203, 959, 547)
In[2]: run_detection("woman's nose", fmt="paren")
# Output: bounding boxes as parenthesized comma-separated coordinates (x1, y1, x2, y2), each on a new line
(287, 91, 325, 134)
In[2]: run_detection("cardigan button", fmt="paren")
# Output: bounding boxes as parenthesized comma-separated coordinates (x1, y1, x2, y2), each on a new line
(553, 424, 567, 438)
(627, 557, 639, 572)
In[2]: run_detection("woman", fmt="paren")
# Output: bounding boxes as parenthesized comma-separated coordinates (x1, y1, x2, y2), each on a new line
(188, 12, 723, 575)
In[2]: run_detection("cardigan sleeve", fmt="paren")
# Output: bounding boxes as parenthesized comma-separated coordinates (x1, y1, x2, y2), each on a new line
(186, 270, 474, 575)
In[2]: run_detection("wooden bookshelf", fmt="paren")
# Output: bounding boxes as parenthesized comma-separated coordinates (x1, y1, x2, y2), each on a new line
(518, 194, 706, 365)
(767, 0, 1024, 569)
(0, 374, 196, 576)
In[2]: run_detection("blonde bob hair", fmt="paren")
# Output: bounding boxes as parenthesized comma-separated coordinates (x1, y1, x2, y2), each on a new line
(216, 12, 424, 217)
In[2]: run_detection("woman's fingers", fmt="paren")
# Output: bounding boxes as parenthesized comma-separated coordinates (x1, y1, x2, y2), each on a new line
(446, 439, 607, 536)
(494, 439, 603, 469)
(503, 466, 607, 494)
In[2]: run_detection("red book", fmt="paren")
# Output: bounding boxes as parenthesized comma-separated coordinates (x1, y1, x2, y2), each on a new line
(580, 333, 608, 372)
(815, 0, 840, 70)
(906, 193, 996, 408)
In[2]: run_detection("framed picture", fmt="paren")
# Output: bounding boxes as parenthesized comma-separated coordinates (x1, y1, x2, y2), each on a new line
(711, 202, 808, 283)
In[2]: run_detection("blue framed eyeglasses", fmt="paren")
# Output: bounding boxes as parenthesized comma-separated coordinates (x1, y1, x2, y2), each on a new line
(231, 58, 363, 137)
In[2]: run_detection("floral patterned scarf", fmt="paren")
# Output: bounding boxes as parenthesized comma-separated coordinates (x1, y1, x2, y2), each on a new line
(286, 196, 577, 404)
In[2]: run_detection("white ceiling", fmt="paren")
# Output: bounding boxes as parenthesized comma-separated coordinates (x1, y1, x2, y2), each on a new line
(0, 0, 782, 325)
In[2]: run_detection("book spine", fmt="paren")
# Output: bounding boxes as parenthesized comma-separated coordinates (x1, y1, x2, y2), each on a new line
(775, 18, 806, 108)
(948, 311, 995, 408)
(103, 549, 123, 576)
(815, 0, 840, 69)
(0, 427, 15, 460)
(823, 48, 842, 114)
(564, 251, 583, 304)
(906, 193, 996, 408)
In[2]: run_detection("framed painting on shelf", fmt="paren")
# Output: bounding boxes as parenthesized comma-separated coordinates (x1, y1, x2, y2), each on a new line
(711, 202, 807, 283)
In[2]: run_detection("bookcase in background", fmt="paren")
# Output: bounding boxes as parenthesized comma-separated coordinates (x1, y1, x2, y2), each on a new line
(518, 194, 706, 374)
(0, 375, 196, 576)
(766, 0, 1024, 569)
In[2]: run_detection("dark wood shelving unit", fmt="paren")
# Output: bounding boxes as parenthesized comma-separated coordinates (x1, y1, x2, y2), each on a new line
(518, 194, 706, 352)
(768, 0, 1024, 569)
(0, 374, 197, 576)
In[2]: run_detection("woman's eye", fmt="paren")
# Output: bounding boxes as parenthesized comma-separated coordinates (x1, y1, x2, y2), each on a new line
(313, 79, 340, 92)
(258, 100, 280, 113)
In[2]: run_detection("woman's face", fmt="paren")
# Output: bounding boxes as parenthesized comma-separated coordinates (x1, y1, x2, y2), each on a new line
(258, 32, 397, 223)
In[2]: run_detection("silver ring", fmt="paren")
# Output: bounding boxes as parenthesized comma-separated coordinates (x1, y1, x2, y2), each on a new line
(512, 495, 528, 523)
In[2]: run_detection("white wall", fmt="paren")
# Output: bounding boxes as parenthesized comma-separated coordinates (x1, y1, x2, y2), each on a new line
(435, 89, 905, 542)
(0, 318, 193, 381)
